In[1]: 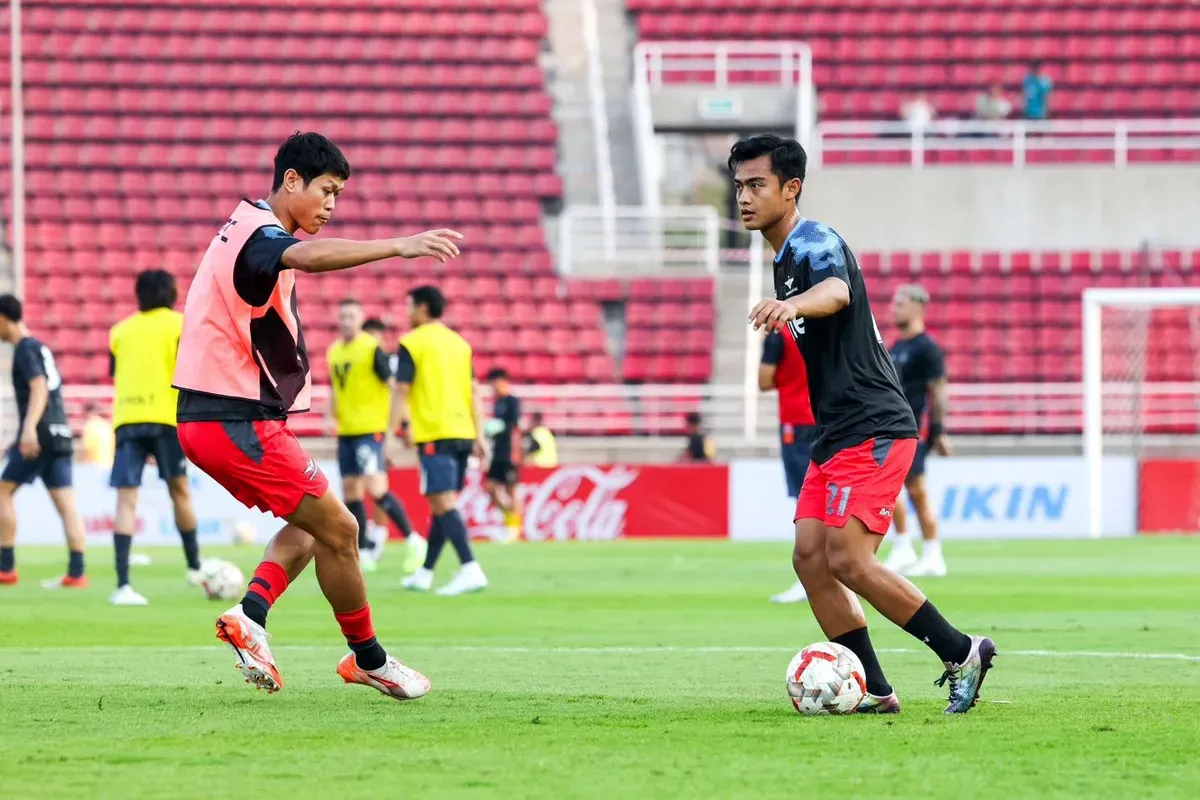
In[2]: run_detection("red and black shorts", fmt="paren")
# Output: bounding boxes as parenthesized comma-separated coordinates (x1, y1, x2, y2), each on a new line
(795, 437, 917, 534)
(177, 419, 329, 518)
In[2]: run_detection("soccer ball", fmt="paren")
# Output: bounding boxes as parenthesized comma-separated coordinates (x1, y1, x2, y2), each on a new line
(199, 559, 245, 602)
(786, 642, 867, 716)
(230, 521, 257, 546)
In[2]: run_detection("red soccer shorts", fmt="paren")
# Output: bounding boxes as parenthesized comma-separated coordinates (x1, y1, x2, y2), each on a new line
(177, 419, 329, 518)
(795, 437, 917, 534)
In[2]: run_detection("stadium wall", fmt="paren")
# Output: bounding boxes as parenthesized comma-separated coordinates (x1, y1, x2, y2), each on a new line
(13, 457, 1158, 545)
(805, 167, 1200, 250)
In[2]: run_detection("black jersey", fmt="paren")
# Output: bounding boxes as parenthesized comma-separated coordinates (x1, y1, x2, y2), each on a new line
(12, 336, 74, 454)
(489, 394, 521, 464)
(773, 218, 917, 463)
(890, 332, 945, 426)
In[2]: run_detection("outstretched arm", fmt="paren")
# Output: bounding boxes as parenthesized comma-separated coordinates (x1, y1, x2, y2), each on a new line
(281, 229, 462, 274)
(749, 277, 849, 332)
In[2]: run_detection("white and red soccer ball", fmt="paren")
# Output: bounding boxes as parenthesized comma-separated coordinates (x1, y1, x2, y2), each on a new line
(786, 642, 867, 716)
(199, 559, 245, 602)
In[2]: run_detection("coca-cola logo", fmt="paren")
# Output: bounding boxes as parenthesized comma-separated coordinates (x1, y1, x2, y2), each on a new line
(459, 466, 639, 542)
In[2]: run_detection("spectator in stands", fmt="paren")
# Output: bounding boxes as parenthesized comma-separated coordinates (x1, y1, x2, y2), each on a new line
(523, 412, 558, 469)
(974, 84, 1012, 122)
(1023, 62, 1053, 120)
(680, 412, 715, 463)
(900, 92, 936, 135)
(80, 403, 115, 467)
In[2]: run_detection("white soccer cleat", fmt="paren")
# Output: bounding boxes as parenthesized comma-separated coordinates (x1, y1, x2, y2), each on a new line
(110, 584, 149, 606)
(770, 580, 808, 604)
(215, 604, 284, 693)
(337, 653, 431, 700)
(359, 552, 378, 574)
(402, 534, 428, 575)
(905, 552, 948, 577)
(368, 525, 389, 562)
(402, 567, 434, 592)
(186, 569, 204, 586)
(435, 562, 488, 596)
(883, 543, 919, 574)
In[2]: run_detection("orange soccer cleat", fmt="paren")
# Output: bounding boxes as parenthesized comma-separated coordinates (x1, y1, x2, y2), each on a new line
(42, 575, 88, 590)
(337, 652, 430, 701)
(216, 605, 284, 693)
(0, 570, 18, 586)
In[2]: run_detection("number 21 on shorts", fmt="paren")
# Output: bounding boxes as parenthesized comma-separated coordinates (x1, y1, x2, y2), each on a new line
(826, 482, 852, 518)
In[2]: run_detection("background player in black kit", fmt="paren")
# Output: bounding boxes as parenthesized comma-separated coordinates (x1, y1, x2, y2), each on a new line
(733, 134, 994, 714)
(484, 367, 524, 543)
(885, 284, 953, 578)
(0, 295, 88, 589)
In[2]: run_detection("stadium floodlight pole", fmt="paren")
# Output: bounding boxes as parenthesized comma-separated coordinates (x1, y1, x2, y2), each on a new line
(9, 0, 26, 299)
(743, 233, 765, 442)
(1082, 286, 1200, 539)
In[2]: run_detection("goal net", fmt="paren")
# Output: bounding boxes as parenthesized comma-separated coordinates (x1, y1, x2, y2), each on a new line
(1083, 287, 1200, 538)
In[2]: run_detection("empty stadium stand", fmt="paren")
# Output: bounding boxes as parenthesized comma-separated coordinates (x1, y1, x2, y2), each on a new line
(628, 0, 1200, 119)
(2, 1, 712, 394)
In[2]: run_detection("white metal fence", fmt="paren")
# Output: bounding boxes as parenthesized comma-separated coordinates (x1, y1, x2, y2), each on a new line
(556, 205, 721, 274)
(8, 381, 1194, 447)
(813, 118, 1200, 169)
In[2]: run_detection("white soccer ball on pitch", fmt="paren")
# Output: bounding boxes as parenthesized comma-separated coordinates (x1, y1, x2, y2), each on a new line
(199, 559, 245, 602)
(786, 642, 867, 716)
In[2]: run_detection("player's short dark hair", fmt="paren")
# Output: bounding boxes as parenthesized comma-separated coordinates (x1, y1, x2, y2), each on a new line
(272, 132, 351, 192)
(339, 297, 360, 308)
(362, 317, 386, 334)
(408, 285, 446, 319)
(727, 134, 807, 188)
(0, 294, 23, 323)
(135, 269, 178, 312)
(531, 411, 544, 425)
(486, 367, 509, 381)
(685, 411, 703, 426)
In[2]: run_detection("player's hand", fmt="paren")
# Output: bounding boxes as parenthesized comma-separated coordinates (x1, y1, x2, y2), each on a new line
(383, 432, 400, 467)
(395, 229, 464, 263)
(401, 426, 415, 448)
(473, 437, 488, 461)
(748, 299, 798, 332)
(18, 431, 40, 460)
(933, 434, 953, 457)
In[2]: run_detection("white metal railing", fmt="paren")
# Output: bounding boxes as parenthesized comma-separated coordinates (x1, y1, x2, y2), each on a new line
(32, 381, 1200, 445)
(579, 0, 616, 222)
(632, 41, 814, 210)
(813, 118, 1200, 169)
(557, 205, 720, 274)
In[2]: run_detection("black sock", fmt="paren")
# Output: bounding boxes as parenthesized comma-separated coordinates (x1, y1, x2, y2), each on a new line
(376, 493, 414, 536)
(903, 600, 972, 664)
(349, 637, 388, 671)
(68, 550, 85, 579)
(178, 528, 200, 571)
(0, 546, 13, 572)
(832, 627, 892, 697)
(114, 533, 132, 588)
(346, 500, 369, 550)
(423, 515, 447, 570)
(241, 593, 269, 628)
(439, 509, 475, 566)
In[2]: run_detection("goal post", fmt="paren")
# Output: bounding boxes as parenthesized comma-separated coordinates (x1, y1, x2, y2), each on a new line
(1083, 287, 1200, 539)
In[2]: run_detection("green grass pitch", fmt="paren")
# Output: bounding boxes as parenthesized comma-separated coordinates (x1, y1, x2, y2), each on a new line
(2, 537, 1199, 799)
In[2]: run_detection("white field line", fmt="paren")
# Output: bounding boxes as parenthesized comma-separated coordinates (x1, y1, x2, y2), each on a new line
(0, 645, 1198, 661)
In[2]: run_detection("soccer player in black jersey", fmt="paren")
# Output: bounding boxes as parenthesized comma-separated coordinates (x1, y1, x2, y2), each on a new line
(734, 134, 994, 714)
(884, 284, 952, 578)
(0, 295, 88, 589)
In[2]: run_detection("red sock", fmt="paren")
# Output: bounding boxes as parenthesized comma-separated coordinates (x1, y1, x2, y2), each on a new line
(334, 604, 376, 644)
(245, 561, 290, 609)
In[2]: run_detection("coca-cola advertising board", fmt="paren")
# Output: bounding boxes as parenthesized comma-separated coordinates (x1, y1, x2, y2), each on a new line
(385, 464, 729, 541)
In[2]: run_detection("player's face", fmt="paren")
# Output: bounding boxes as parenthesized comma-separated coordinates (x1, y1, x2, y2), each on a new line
(733, 156, 798, 231)
(892, 293, 917, 327)
(489, 377, 510, 395)
(337, 303, 363, 338)
(284, 170, 345, 235)
(0, 317, 14, 342)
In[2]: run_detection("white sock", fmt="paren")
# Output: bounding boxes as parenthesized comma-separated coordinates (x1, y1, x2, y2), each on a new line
(891, 532, 913, 550)
(923, 539, 942, 559)
(406, 533, 423, 544)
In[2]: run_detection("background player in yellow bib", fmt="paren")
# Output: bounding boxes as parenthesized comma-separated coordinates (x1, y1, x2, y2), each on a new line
(108, 270, 201, 606)
(325, 300, 425, 574)
(394, 286, 489, 596)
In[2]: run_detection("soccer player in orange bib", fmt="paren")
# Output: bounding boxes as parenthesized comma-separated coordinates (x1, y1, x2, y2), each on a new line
(173, 133, 461, 699)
